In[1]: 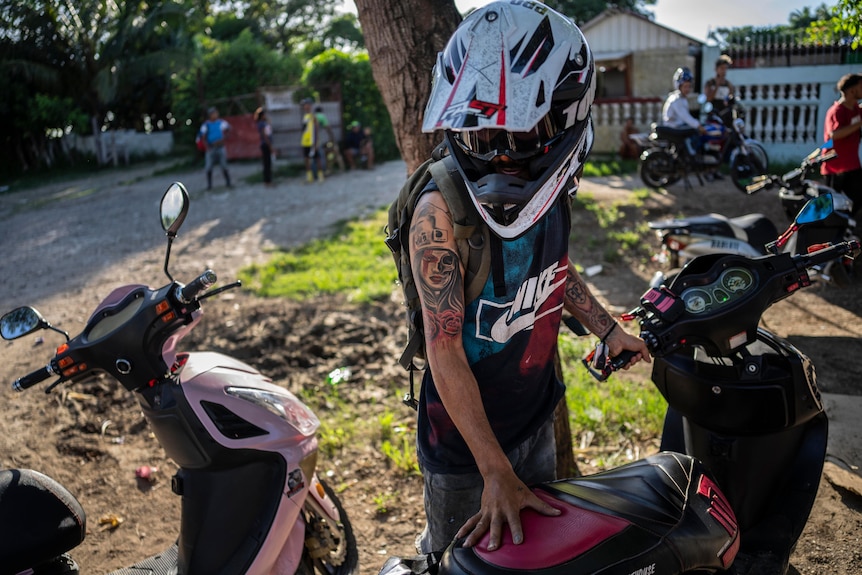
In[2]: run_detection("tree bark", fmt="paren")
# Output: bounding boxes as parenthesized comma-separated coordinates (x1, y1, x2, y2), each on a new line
(353, 0, 461, 174)
(554, 350, 580, 478)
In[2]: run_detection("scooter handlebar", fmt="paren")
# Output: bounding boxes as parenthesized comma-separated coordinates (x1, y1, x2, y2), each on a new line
(13, 365, 55, 392)
(179, 270, 217, 303)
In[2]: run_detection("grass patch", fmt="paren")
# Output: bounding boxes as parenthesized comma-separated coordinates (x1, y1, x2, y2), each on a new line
(557, 333, 665, 449)
(570, 190, 655, 266)
(582, 158, 639, 178)
(238, 209, 396, 302)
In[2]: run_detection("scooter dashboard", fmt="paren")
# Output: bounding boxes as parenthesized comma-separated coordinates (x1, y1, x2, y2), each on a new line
(679, 267, 756, 315)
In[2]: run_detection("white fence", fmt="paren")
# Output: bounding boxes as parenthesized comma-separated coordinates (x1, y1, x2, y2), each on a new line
(63, 130, 174, 165)
(592, 45, 862, 165)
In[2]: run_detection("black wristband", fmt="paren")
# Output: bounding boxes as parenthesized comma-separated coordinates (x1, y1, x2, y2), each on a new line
(600, 322, 618, 343)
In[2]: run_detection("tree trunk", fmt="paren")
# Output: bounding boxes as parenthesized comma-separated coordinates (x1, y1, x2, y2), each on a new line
(554, 350, 580, 478)
(354, 0, 461, 174)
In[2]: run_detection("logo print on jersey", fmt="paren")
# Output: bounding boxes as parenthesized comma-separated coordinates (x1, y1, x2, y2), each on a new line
(474, 261, 566, 343)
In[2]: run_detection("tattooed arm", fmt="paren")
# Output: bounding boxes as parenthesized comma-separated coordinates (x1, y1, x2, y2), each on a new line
(563, 261, 650, 364)
(410, 191, 560, 551)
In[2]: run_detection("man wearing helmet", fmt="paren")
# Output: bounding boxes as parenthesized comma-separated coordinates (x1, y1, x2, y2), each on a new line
(662, 67, 705, 134)
(410, 1, 650, 555)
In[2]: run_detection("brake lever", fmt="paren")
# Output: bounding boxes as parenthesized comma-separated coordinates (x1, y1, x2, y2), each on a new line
(197, 280, 242, 301)
(582, 345, 639, 382)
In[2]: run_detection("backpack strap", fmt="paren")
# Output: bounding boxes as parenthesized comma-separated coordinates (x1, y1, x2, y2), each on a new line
(428, 156, 491, 304)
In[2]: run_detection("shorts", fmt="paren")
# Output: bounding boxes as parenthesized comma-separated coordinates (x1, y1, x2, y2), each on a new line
(415, 415, 557, 554)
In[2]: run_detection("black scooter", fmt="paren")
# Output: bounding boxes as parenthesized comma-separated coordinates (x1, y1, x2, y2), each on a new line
(378, 194, 859, 575)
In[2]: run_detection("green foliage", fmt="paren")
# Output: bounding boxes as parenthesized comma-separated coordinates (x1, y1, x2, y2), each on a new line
(806, 0, 862, 49)
(380, 434, 421, 476)
(581, 159, 639, 178)
(238, 209, 397, 302)
(372, 492, 397, 515)
(303, 49, 399, 162)
(200, 30, 302, 104)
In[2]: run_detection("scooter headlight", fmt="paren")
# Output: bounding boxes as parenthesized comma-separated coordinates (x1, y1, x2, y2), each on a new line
(226, 386, 319, 436)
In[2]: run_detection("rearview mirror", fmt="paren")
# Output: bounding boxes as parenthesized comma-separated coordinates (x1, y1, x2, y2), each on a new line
(161, 182, 189, 237)
(795, 193, 833, 225)
(1, 306, 47, 340)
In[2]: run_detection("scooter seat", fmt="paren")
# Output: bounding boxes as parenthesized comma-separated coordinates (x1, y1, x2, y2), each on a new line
(728, 213, 779, 255)
(650, 213, 777, 254)
(0, 469, 86, 574)
(650, 213, 737, 237)
(653, 125, 698, 143)
(442, 452, 739, 575)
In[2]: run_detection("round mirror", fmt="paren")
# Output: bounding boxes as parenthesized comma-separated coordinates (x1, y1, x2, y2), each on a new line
(1, 306, 46, 340)
(795, 193, 833, 225)
(160, 182, 190, 235)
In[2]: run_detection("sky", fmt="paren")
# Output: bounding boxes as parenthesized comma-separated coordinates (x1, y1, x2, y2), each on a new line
(340, 0, 834, 43)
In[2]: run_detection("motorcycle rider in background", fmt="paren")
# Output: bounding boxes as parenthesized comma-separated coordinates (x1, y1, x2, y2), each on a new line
(662, 67, 719, 180)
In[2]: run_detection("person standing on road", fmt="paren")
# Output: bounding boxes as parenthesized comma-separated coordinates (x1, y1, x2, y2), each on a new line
(301, 98, 323, 183)
(314, 105, 340, 174)
(821, 72, 862, 209)
(254, 107, 274, 187)
(198, 106, 232, 190)
(410, 1, 650, 555)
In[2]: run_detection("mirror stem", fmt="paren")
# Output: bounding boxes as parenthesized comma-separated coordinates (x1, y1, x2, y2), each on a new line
(164, 237, 175, 282)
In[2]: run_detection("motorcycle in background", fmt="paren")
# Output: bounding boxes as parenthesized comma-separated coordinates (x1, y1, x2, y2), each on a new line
(648, 144, 857, 287)
(0, 183, 358, 575)
(377, 197, 859, 574)
(700, 96, 769, 192)
(638, 96, 768, 193)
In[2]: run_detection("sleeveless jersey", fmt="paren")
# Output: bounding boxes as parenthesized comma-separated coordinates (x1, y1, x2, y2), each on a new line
(301, 113, 316, 147)
(416, 198, 569, 474)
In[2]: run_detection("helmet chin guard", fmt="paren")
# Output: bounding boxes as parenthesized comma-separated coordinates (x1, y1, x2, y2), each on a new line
(445, 120, 593, 240)
(423, 1, 596, 239)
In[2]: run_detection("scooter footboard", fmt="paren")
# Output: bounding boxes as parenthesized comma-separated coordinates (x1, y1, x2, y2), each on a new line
(441, 453, 739, 575)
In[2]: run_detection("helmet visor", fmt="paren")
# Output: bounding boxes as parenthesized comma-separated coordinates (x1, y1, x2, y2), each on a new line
(453, 115, 560, 161)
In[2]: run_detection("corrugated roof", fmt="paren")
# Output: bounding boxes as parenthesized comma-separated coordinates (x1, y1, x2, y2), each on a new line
(581, 8, 704, 48)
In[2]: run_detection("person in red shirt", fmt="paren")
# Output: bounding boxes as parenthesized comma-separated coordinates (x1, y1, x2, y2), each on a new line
(821, 73, 862, 209)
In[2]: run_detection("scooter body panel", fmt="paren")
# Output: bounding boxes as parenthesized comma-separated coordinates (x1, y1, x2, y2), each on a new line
(136, 351, 321, 574)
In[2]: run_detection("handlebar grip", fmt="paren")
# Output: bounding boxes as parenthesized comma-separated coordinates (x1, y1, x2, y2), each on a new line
(800, 241, 860, 268)
(609, 349, 639, 371)
(13, 365, 54, 392)
(180, 270, 217, 303)
(745, 176, 771, 194)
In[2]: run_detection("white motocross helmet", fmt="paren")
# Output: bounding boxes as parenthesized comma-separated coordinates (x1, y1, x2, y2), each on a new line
(422, 0, 596, 240)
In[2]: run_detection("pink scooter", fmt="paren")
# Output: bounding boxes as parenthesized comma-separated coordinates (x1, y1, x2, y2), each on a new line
(0, 182, 358, 575)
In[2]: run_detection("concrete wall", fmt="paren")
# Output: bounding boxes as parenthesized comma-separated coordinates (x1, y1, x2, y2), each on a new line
(64, 130, 173, 165)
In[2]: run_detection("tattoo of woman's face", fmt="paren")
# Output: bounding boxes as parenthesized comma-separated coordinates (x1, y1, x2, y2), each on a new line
(420, 248, 458, 289)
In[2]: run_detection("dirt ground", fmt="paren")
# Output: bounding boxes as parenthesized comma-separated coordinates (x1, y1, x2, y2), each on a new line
(1, 157, 861, 574)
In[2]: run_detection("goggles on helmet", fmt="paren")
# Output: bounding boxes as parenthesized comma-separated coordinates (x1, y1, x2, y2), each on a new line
(452, 115, 560, 162)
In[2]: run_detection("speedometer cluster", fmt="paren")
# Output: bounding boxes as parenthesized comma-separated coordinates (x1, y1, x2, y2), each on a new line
(680, 267, 755, 315)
